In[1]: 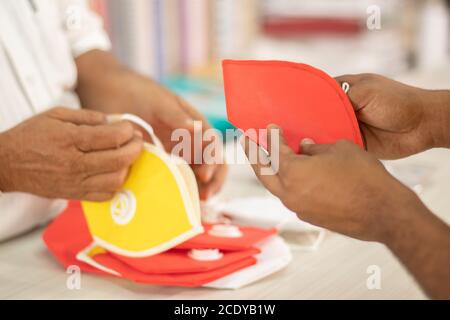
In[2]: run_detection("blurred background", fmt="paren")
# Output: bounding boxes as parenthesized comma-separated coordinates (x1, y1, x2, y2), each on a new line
(89, 0, 450, 132)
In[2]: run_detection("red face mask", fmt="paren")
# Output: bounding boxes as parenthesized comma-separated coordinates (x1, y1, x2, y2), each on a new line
(223, 60, 364, 153)
(43, 201, 277, 287)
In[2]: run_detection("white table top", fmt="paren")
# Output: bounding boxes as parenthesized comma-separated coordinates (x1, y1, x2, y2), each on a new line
(1, 69, 449, 300)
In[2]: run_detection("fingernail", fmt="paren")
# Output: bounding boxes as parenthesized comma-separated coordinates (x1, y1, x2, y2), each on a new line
(203, 166, 214, 182)
(301, 138, 315, 145)
(185, 118, 195, 127)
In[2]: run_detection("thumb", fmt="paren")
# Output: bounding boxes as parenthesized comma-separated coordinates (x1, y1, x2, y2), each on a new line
(335, 75, 369, 113)
(156, 95, 195, 131)
(300, 139, 332, 156)
(334, 74, 367, 87)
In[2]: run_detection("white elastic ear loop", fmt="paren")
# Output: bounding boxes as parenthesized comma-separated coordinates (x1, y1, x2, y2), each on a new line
(106, 113, 165, 151)
(342, 82, 350, 94)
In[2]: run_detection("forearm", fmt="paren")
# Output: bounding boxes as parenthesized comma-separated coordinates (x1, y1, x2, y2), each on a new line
(0, 134, 7, 192)
(75, 50, 140, 114)
(0, 130, 13, 192)
(423, 89, 450, 149)
(382, 194, 450, 299)
(74, 50, 174, 118)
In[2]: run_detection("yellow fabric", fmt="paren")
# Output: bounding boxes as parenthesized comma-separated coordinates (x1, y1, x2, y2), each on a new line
(81, 144, 202, 257)
(86, 245, 106, 257)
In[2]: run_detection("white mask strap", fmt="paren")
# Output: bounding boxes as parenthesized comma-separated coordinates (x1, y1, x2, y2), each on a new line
(107, 113, 165, 151)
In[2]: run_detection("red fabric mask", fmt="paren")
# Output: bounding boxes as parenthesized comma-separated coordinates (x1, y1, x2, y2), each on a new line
(43, 201, 276, 287)
(223, 60, 364, 153)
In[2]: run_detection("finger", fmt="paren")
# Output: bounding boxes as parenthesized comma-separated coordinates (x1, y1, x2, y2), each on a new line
(300, 139, 332, 156)
(169, 97, 218, 172)
(335, 75, 373, 113)
(82, 192, 116, 202)
(75, 121, 137, 152)
(266, 124, 294, 159)
(199, 130, 225, 182)
(82, 135, 144, 174)
(48, 107, 106, 125)
(156, 93, 195, 130)
(82, 169, 128, 194)
(334, 74, 370, 87)
(193, 163, 216, 184)
(198, 164, 228, 200)
(178, 97, 211, 127)
(241, 136, 283, 195)
(176, 96, 213, 149)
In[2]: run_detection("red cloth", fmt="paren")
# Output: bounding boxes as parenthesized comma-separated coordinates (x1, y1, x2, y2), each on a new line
(94, 252, 256, 287)
(112, 248, 259, 274)
(42, 202, 275, 287)
(223, 60, 364, 153)
(178, 224, 277, 251)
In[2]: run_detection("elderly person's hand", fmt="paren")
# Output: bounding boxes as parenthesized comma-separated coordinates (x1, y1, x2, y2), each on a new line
(75, 50, 227, 200)
(0, 107, 143, 201)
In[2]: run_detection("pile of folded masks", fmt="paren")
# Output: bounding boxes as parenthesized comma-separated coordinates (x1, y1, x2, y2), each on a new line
(43, 201, 293, 289)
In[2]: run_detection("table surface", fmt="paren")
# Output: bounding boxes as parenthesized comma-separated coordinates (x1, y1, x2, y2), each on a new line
(1, 69, 449, 300)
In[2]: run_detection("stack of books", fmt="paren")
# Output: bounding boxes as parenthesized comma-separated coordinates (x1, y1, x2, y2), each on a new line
(254, 0, 410, 76)
(87, 0, 413, 130)
(89, 0, 259, 81)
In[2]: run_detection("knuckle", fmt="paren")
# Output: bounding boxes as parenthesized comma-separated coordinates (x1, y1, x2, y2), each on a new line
(63, 159, 77, 174)
(121, 121, 135, 137)
(360, 73, 373, 80)
(85, 110, 105, 123)
(114, 123, 134, 146)
(72, 156, 89, 176)
(360, 73, 379, 82)
(73, 126, 91, 150)
(62, 124, 80, 149)
(72, 154, 88, 174)
(48, 106, 66, 116)
(129, 139, 144, 158)
(112, 155, 130, 170)
(110, 132, 123, 147)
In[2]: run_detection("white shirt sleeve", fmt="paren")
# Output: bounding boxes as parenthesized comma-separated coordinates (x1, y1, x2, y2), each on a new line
(58, 0, 111, 58)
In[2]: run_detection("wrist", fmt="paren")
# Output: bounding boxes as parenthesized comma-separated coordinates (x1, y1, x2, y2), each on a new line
(0, 131, 13, 192)
(378, 185, 432, 248)
(422, 89, 450, 149)
(379, 184, 450, 299)
(374, 180, 425, 245)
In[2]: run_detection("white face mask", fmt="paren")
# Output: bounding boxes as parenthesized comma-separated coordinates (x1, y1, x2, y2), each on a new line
(204, 235, 292, 290)
(203, 195, 325, 251)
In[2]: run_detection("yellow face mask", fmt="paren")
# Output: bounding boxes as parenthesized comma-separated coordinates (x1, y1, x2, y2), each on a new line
(81, 114, 203, 258)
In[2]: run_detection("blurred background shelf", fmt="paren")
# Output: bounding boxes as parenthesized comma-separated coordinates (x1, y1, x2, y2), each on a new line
(89, 0, 450, 130)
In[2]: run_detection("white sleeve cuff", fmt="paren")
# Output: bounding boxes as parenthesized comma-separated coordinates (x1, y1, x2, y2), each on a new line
(71, 30, 111, 58)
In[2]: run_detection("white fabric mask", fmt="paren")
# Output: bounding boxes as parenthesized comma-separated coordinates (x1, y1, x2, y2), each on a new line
(204, 235, 292, 290)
